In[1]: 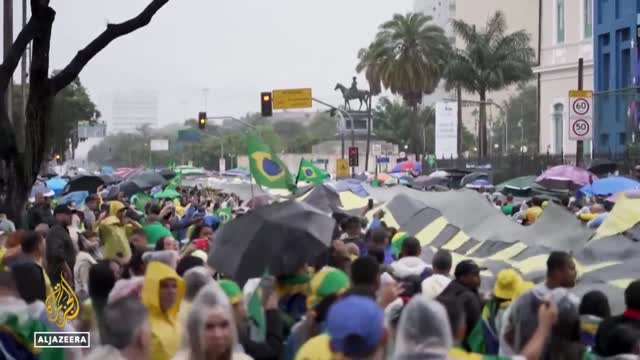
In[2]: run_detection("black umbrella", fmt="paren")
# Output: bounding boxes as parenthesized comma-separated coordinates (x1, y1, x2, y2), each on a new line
(64, 175, 105, 194)
(129, 171, 168, 188)
(209, 200, 335, 285)
(159, 169, 177, 181)
(297, 184, 343, 214)
(98, 173, 122, 185)
(588, 159, 618, 176)
(106, 179, 153, 199)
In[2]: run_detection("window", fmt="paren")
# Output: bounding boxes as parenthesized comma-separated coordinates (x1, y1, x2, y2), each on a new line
(601, 53, 610, 90)
(553, 103, 564, 154)
(584, 0, 593, 38)
(622, 49, 631, 88)
(556, 0, 565, 43)
(619, 133, 626, 145)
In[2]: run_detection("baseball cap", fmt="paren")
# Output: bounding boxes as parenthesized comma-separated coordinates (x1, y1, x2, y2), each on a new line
(53, 204, 73, 215)
(454, 260, 487, 278)
(327, 295, 384, 357)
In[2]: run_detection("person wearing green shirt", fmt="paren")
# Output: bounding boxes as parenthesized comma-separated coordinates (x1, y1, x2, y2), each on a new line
(501, 194, 515, 216)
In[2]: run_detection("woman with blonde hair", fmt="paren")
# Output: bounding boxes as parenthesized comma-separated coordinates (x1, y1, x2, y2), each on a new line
(173, 284, 252, 360)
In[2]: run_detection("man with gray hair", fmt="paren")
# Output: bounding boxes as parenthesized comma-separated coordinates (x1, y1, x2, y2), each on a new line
(87, 297, 151, 360)
(422, 249, 453, 299)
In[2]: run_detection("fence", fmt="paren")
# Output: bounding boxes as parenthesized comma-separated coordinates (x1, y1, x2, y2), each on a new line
(433, 152, 640, 184)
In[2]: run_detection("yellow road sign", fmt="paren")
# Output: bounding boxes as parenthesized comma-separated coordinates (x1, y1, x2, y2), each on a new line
(272, 88, 312, 110)
(336, 159, 349, 178)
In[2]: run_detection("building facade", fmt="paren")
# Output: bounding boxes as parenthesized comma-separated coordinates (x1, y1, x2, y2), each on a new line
(107, 90, 159, 134)
(534, 0, 594, 155)
(593, 0, 638, 155)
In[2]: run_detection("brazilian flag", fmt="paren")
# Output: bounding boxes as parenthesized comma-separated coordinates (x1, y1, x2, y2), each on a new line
(215, 208, 233, 224)
(296, 158, 329, 184)
(247, 134, 296, 191)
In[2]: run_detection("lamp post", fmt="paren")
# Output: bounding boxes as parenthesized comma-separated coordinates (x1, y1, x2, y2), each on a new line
(312, 97, 355, 159)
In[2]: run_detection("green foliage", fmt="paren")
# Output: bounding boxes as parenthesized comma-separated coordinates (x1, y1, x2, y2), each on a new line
(490, 85, 538, 153)
(87, 112, 338, 170)
(357, 12, 449, 155)
(357, 13, 450, 103)
(443, 11, 534, 155)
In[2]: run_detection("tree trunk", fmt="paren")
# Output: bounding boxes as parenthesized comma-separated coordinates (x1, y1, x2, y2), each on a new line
(479, 90, 487, 157)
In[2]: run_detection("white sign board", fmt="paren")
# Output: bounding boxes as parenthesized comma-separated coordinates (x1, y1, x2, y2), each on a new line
(372, 144, 382, 156)
(435, 101, 458, 159)
(568, 90, 593, 140)
(150, 139, 169, 152)
(219, 158, 226, 173)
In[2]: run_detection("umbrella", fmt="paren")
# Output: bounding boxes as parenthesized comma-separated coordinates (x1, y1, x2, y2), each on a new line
(129, 171, 168, 188)
(223, 168, 250, 178)
(536, 165, 597, 191)
(377, 173, 392, 183)
(64, 175, 105, 194)
(153, 189, 181, 199)
(246, 194, 273, 209)
(113, 167, 141, 179)
(410, 175, 449, 190)
(297, 185, 343, 214)
(496, 176, 537, 196)
(110, 179, 153, 199)
(59, 191, 89, 206)
(465, 179, 494, 189)
(608, 189, 640, 202)
(159, 169, 177, 181)
(208, 200, 335, 285)
(334, 179, 369, 197)
(390, 161, 421, 173)
(46, 177, 67, 196)
(384, 178, 399, 186)
(175, 166, 206, 176)
(30, 181, 54, 200)
(98, 173, 122, 185)
(588, 159, 618, 176)
(100, 166, 113, 174)
(460, 172, 489, 187)
(429, 170, 449, 178)
(578, 176, 640, 197)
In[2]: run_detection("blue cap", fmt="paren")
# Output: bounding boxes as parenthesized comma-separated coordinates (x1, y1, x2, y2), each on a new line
(327, 295, 384, 357)
(203, 214, 219, 228)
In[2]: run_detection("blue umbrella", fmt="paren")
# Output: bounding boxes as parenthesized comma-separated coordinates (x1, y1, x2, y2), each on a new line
(46, 177, 67, 196)
(223, 168, 250, 177)
(465, 179, 493, 189)
(577, 176, 640, 197)
(30, 181, 54, 200)
(59, 191, 89, 206)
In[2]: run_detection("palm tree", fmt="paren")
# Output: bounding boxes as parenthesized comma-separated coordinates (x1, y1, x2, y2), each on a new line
(444, 11, 535, 157)
(357, 13, 450, 158)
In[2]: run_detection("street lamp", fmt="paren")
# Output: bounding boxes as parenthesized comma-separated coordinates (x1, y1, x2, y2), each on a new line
(314, 97, 356, 159)
(520, 145, 528, 154)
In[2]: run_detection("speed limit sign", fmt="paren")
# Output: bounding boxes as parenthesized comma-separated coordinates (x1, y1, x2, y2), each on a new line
(569, 90, 593, 140)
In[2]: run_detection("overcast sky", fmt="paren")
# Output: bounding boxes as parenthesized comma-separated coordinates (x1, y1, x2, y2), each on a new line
(4, 0, 415, 125)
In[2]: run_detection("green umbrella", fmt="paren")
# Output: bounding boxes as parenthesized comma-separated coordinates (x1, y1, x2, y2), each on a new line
(496, 176, 536, 197)
(153, 189, 181, 199)
(131, 192, 153, 211)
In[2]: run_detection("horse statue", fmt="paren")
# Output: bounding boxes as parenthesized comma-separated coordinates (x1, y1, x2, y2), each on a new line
(334, 83, 370, 111)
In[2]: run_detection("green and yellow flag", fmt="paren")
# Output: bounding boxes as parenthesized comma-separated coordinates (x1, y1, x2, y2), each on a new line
(247, 134, 296, 191)
(215, 208, 233, 224)
(296, 158, 329, 184)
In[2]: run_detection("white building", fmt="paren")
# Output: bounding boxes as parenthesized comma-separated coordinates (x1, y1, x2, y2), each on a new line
(414, 0, 456, 106)
(107, 90, 159, 134)
(534, 0, 593, 155)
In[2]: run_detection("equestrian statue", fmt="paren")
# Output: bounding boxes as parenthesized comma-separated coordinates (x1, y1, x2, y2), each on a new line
(335, 77, 370, 111)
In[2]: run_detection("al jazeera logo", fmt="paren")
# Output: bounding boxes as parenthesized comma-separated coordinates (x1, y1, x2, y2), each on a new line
(34, 274, 90, 348)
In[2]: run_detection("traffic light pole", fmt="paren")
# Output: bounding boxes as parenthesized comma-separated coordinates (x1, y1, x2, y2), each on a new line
(312, 98, 356, 176)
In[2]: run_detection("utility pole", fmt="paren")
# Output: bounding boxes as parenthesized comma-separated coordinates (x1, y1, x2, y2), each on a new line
(576, 58, 584, 167)
(457, 85, 463, 155)
(18, 0, 26, 150)
(4, 0, 13, 122)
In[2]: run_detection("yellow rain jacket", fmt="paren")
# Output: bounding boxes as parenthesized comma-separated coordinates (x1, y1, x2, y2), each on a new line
(142, 261, 185, 360)
(98, 201, 140, 261)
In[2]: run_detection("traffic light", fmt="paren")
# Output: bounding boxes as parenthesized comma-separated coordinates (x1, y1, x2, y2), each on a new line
(198, 112, 207, 130)
(348, 147, 359, 167)
(54, 153, 62, 164)
(261, 92, 273, 117)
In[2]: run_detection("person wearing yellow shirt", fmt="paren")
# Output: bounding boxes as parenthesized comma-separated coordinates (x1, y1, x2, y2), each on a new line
(98, 201, 141, 263)
(523, 198, 544, 225)
(15, 230, 53, 297)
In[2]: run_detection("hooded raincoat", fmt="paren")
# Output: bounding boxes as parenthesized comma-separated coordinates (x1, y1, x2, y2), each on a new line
(98, 201, 140, 261)
(142, 261, 186, 360)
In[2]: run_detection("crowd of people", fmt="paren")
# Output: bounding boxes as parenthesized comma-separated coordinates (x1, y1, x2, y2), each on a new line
(0, 185, 639, 360)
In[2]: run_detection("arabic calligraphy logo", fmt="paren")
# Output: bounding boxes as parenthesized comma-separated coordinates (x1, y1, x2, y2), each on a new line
(45, 274, 80, 328)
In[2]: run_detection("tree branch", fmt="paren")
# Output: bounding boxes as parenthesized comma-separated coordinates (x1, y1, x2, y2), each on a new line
(0, 18, 37, 90)
(50, 0, 170, 93)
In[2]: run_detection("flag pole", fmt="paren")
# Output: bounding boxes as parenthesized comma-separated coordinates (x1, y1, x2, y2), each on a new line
(295, 157, 303, 185)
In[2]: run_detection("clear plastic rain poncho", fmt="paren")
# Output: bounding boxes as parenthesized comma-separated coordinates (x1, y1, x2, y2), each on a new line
(393, 297, 453, 360)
